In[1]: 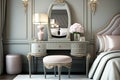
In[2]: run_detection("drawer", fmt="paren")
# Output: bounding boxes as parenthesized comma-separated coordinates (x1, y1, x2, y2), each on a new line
(31, 48, 46, 53)
(71, 49, 86, 54)
(47, 43, 70, 49)
(71, 43, 87, 49)
(31, 43, 46, 49)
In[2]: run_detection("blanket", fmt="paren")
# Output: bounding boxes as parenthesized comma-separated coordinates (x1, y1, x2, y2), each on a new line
(88, 50, 120, 80)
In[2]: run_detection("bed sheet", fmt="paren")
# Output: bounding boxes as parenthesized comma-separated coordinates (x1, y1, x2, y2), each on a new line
(88, 50, 120, 80)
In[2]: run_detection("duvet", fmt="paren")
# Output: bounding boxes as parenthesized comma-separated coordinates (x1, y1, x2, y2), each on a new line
(88, 50, 120, 80)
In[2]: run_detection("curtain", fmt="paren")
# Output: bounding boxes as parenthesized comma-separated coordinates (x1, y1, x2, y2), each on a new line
(0, 0, 7, 75)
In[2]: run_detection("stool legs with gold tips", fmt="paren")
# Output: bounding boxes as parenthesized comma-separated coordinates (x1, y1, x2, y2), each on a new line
(43, 55, 72, 80)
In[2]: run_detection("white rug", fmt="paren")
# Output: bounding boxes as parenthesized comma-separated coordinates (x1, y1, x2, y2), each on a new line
(13, 75, 92, 80)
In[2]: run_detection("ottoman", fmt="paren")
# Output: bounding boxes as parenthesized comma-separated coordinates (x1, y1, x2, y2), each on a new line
(6, 54, 22, 74)
(43, 55, 72, 80)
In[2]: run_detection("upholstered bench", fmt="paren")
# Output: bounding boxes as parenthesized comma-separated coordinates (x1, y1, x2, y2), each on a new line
(43, 55, 72, 80)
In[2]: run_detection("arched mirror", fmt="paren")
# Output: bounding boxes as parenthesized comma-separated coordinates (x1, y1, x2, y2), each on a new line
(48, 0, 71, 41)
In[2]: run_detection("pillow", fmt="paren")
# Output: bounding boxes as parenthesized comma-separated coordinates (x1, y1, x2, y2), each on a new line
(102, 35, 108, 51)
(105, 35, 120, 51)
(97, 35, 105, 52)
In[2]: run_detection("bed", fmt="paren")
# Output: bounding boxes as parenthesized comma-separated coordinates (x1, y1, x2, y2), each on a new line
(88, 13, 120, 80)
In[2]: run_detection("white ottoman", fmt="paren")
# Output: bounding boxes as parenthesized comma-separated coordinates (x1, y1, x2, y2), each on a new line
(6, 54, 22, 74)
(43, 55, 72, 80)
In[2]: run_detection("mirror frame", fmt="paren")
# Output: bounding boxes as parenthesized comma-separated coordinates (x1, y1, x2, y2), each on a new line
(47, 1, 71, 41)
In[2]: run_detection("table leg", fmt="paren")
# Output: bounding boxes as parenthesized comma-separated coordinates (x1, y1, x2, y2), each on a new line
(27, 54, 31, 78)
(86, 53, 91, 77)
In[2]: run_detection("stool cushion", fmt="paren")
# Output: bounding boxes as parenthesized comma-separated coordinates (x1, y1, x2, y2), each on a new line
(43, 55, 72, 64)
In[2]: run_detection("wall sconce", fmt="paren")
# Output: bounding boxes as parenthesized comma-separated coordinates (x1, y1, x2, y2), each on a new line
(33, 13, 48, 40)
(22, 0, 28, 13)
(89, 0, 97, 14)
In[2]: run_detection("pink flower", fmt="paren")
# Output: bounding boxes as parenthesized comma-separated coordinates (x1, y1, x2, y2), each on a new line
(69, 23, 84, 33)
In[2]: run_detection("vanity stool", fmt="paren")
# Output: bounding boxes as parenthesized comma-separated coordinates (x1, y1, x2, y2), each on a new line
(43, 55, 72, 80)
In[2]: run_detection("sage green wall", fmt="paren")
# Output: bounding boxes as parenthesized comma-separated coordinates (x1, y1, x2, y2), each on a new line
(91, 0, 120, 37)
(3, 0, 120, 73)
(34, 0, 84, 23)
(87, 0, 120, 58)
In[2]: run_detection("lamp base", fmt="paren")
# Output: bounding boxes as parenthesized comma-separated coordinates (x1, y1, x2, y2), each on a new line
(38, 31, 44, 41)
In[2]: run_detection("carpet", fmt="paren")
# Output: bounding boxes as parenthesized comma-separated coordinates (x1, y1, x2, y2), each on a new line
(13, 75, 92, 80)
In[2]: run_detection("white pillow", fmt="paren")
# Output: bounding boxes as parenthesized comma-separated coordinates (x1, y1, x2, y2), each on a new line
(102, 35, 108, 51)
(97, 35, 105, 52)
(105, 35, 120, 51)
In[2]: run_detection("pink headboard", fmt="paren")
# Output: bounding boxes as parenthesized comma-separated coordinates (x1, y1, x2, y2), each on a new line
(96, 13, 120, 53)
(97, 13, 120, 35)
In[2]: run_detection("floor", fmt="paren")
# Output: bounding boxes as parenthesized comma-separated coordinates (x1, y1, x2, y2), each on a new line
(0, 74, 92, 80)
(0, 74, 17, 80)
(14, 74, 92, 80)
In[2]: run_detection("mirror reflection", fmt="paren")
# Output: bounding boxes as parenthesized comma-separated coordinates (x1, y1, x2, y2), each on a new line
(50, 10, 68, 37)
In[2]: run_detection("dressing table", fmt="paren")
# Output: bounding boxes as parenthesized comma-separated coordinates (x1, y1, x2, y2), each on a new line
(30, 41, 88, 53)
(27, 0, 90, 78)
(28, 40, 89, 76)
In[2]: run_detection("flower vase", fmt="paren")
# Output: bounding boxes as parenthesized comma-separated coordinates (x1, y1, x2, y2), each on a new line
(74, 33, 80, 41)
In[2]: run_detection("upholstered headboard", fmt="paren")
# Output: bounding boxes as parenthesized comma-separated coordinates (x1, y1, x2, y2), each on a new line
(96, 13, 120, 53)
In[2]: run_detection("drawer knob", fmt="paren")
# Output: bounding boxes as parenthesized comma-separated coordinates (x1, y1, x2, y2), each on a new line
(59, 45, 61, 48)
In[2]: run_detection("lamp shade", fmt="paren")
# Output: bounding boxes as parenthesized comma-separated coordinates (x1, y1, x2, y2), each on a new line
(22, 0, 28, 1)
(33, 13, 48, 24)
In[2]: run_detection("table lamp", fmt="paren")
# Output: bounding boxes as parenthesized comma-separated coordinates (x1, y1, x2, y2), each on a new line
(33, 13, 48, 40)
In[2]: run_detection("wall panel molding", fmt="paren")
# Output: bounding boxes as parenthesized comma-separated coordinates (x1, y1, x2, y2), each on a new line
(4, 0, 29, 43)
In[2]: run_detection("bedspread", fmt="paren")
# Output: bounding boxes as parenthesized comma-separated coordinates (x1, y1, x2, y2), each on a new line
(88, 50, 120, 80)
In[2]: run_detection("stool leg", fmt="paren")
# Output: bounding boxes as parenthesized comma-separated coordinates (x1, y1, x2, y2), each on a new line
(68, 68, 71, 78)
(58, 66, 61, 80)
(43, 65, 46, 79)
(54, 66, 56, 77)
(29, 59, 31, 78)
